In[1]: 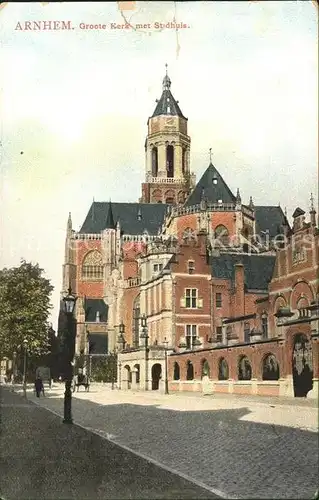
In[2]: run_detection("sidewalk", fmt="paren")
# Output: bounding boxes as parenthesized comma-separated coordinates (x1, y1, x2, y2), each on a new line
(9, 382, 319, 499)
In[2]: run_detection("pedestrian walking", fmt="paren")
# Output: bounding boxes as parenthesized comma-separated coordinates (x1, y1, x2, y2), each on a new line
(34, 376, 44, 398)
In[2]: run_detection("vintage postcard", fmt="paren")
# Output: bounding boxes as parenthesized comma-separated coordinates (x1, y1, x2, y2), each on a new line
(0, 1, 318, 499)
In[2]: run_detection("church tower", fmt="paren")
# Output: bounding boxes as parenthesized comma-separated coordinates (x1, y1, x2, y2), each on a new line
(140, 65, 194, 205)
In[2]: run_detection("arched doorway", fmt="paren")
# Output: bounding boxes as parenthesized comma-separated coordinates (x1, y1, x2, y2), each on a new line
(123, 365, 132, 390)
(292, 334, 313, 397)
(151, 363, 162, 390)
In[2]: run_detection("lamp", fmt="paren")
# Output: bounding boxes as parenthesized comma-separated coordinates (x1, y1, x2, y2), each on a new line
(163, 337, 169, 395)
(62, 285, 77, 424)
(63, 287, 77, 315)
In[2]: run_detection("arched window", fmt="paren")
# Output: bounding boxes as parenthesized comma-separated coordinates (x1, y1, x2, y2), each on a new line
(166, 145, 174, 178)
(82, 250, 103, 280)
(238, 356, 252, 380)
(218, 358, 229, 380)
(152, 189, 162, 204)
(165, 189, 175, 205)
(186, 360, 194, 380)
(261, 313, 268, 338)
(214, 225, 229, 246)
(201, 359, 210, 378)
(151, 147, 158, 177)
(173, 362, 180, 380)
(262, 354, 280, 380)
(132, 295, 140, 348)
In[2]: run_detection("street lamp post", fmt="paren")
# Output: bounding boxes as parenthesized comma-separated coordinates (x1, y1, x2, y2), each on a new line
(62, 286, 77, 425)
(89, 355, 92, 381)
(140, 314, 149, 391)
(22, 339, 28, 398)
(163, 337, 169, 395)
(117, 321, 126, 391)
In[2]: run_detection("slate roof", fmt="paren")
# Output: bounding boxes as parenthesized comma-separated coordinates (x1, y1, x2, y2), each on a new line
(211, 253, 276, 291)
(84, 298, 108, 322)
(151, 88, 186, 119)
(88, 333, 108, 355)
(79, 202, 168, 235)
(184, 163, 236, 206)
(254, 206, 288, 239)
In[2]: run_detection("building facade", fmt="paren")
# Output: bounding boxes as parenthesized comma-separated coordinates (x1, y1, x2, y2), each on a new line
(59, 70, 318, 399)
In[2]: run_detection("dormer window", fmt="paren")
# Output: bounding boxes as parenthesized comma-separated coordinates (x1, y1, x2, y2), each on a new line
(188, 260, 195, 274)
(213, 178, 218, 185)
(96, 311, 100, 322)
(218, 199, 222, 204)
(167, 106, 170, 113)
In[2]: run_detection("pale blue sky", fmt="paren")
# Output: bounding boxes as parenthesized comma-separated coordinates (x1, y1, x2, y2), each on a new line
(0, 1, 318, 328)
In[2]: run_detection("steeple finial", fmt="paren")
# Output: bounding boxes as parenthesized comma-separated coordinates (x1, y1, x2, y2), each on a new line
(310, 193, 317, 227)
(162, 64, 171, 90)
(209, 148, 213, 164)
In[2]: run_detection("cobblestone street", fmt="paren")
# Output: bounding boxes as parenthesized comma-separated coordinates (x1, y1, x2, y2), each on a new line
(11, 383, 319, 499)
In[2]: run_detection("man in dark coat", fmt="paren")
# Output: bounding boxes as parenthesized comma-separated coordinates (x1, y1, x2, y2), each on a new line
(34, 376, 44, 398)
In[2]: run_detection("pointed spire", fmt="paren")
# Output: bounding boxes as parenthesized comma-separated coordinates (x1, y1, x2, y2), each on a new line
(236, 188, 241, 205)
(151, 65, 185, 118)
(67, 212, 72, 236)
(249, 196, 254, 209)
(105, 200, 116, 229)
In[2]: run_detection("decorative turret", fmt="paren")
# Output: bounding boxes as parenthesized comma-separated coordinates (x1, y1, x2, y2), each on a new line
(249, 196, 254, 210)
(310, 193, 317, 227)
(67, 212, 72, 236)
(105, 201, 116, 230)
(236, 188, 242, 206)
(141, 65, 192, 204)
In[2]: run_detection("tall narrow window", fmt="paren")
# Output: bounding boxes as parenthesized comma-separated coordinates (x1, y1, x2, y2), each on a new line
(216, 326, 222, 342)
(151, 147, 158, 177)
(216, 293, 222, 308)
(185, 288, 197, 308)
(166, 145, 174, 178)
(186, 325, 197, 349)
(182, 148, 187, 175)
(261, 314, 268, 338)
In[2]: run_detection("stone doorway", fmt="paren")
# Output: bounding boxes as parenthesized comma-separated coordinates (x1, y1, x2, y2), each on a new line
(151, 363, 162, 390)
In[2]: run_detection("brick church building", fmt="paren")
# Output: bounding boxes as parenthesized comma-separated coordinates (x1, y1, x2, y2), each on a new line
(60, 69, 319, 399)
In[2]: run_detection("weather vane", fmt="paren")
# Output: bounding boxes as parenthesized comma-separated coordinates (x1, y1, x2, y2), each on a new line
(209, 148, 212, 163)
